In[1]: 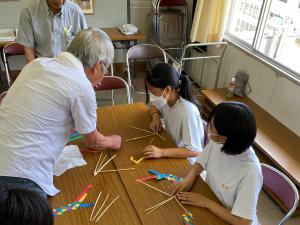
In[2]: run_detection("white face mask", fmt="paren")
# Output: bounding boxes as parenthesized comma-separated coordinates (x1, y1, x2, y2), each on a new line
(208, 125, 224, 147)
(149, 89, 169, 108)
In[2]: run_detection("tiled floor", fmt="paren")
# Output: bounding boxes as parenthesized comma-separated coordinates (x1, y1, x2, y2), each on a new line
(96, 88, 300, 225)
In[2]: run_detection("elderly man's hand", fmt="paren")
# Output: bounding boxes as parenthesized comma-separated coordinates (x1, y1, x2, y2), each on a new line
(107, 135, 122, 150)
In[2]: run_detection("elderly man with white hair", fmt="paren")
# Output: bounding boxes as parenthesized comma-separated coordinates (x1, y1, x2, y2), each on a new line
(0, 28, 121, 198)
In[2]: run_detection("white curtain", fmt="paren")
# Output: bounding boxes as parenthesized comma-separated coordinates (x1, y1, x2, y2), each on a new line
(190, 0, 231, 42)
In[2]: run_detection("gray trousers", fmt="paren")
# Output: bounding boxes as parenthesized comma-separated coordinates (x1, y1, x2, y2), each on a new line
(0, 176, 47, 199)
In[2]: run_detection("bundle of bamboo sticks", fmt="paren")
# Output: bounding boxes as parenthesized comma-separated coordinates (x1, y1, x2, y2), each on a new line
(89, 192, 119, 222)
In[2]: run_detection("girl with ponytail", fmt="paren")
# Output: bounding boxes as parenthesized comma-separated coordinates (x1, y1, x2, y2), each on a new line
(143, 63, 205, 164)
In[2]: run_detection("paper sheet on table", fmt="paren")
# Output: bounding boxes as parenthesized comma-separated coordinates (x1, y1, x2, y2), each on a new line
(53, 145, 87, 176)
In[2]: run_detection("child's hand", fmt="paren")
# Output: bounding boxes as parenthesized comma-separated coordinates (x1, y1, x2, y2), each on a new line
(177, 192, 209, 208)
(142, 145, 164, 158)
(168, 178, 194, 196)
(149, 115, 162, 133)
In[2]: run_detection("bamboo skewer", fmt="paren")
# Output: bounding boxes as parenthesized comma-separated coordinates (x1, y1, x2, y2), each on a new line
(95, 154, 117, 175)
(129, 125, 166, 142)
(149, 138, 154, 145)
(99, 168, 135, 173)
(91, 193, 110, 221)
(145, 196, 175, 212)
(145, 197, 171, 212)
(94, 153, 107, 176)
(137, 180, 171, 197)
(135, 157, 145, 164)
(145, 196, 176, 215)
(155, 133, 166, 142)
(129, 125, 153, 134)
(138, 180, 190, 215)
(89, 192, 101, 221)
(125, 133, 155, 142)
(95, 195, 120, 222)
(98, 154, 108, 168)
(175, 198, 189, 215)
(94, 152, 103, 176)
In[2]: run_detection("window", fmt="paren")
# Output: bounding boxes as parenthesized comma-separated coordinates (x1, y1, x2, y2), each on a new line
(226, 0, 263, 45)
(226, 0, 300, 76)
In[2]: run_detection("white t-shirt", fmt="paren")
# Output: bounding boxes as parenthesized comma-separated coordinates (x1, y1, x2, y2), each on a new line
(196, 141, 262, 224)
(159, 98, 204, 164)
(0, 52, 96, 196)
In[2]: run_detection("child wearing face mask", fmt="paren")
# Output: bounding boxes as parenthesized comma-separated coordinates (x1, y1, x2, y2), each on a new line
(142, 63, 205, 163)
(169, 101, 262, 225)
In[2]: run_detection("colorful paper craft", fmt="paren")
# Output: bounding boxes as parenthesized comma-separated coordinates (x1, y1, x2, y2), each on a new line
(53, 184, 93, 217)
(137, 170, 183, 183)
(182, 211, 194, 225)
(68, 130, 83, 143)
(130, 155, 145, 164)
(53, 202, 94, 216)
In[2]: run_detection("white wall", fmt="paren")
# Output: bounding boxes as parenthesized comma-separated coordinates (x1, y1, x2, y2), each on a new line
(186, 42, 300, 137)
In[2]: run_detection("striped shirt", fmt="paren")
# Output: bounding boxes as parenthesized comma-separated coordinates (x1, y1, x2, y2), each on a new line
(0, 52, 96, 196)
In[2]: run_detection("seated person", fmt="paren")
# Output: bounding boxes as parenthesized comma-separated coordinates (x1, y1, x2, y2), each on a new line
(170, 102, 262, 225)
(0, 188, 53, 225)
(142, 63, 205, 164)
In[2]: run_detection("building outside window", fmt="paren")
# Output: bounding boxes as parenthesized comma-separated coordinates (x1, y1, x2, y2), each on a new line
(226, 0, 300, 75)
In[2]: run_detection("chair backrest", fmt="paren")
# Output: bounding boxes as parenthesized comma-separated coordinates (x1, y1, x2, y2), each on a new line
(94, 76, 130, 104)
(3, 42, 25, 87)
(261, 163, 299, 225)
(127, 44, 167, 61)
(126, 44, 167, 96)
(0, 91, 7, 106)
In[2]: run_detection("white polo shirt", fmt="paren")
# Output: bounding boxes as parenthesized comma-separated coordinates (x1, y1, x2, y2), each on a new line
(159, 98, 204, 164)
(197, 141, 262, 224)
(0, 52, 96, 196)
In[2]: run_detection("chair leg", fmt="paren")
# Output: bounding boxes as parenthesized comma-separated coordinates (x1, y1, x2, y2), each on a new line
(111, 90, 115, 106)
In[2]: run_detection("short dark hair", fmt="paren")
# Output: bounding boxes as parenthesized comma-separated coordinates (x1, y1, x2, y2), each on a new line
(208, 101, 256, 155)
(145, 63, 200, 109)
(0, 189, 54, 225)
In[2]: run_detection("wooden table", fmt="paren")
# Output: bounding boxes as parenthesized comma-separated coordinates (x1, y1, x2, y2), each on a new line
(102, 27, 145, 49)
(201, 89, 300, 187)
(49, 102, 228, 225)
(102, 27, 145, 43)
(0, 27, 144, 49)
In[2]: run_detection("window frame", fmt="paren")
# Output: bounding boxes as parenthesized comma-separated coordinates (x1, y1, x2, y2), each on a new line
(224, 0, 300, 84)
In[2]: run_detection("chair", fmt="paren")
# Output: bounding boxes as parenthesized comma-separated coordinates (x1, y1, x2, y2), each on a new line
(126, 44, 167, 102)
(166, 42, 228, 88)
(261, 163, 299, 225)
(3, 42, 25, 88)
(94, 76, 130, 106)
(0, 91, 7, 106)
